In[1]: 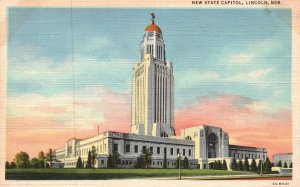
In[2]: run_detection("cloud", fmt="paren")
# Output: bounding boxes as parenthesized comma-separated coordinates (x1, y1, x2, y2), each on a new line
(174, 94, 291, 159)
(249, 68, 273, 79)
(228, 53, 254, 64)
(176, 70, 221, 89)
(227, 68, 273, 83)
(8, 47, 135, 95)
(6, 86, 131, 160)
(227, 39, 280, 65)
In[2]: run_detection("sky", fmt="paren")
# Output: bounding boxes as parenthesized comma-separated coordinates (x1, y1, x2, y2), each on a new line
(7, 8, 291, 161)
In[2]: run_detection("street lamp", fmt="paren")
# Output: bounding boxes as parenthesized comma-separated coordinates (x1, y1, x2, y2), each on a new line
(177, 153, 181, 180)
(260, 158, 263, 176)
(260, 152, 264, 176)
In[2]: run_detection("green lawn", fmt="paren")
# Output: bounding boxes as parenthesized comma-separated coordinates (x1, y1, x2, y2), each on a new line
(6, 168, 249, 180)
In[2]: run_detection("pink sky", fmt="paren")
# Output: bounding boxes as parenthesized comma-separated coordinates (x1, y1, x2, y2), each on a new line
(6, 93, 291, 162)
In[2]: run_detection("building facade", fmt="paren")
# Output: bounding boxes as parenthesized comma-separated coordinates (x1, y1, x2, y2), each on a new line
(273, 153, 292, 167)
(54, 14, 267, 170)
(130, 16, 175, 137)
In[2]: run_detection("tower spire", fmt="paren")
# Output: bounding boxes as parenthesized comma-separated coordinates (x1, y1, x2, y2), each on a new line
(150, 13, 155, 24)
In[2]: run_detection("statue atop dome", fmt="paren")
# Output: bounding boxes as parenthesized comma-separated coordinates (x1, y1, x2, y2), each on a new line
(150, 13, 155, 24)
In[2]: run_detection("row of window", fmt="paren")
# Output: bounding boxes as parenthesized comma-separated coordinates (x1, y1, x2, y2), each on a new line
(154, 66, 168, 124)
(76, 144, 107, 156)
(145, 44, 165, 61)
(135, 77, 145, 124)
(230, 152, 265, 159)
(65, 162, 76, 166)
(147, 44, 154, 56)
(99, 159, 197, 167)
(123, 144, 192, 157)
(156, 45, 164, 61)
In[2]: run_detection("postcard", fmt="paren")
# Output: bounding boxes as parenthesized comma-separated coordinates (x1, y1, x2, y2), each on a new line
(0, 0, 299, 186)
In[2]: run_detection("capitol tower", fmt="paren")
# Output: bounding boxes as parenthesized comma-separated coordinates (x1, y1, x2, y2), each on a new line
(130, 13, 175, 137)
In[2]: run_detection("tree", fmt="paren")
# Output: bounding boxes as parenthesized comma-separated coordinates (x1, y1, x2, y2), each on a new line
(289, 162, 292, 168)
(46, 149, 54, 162)
(15, 151, 30, 168)
(217, 160, 222, 170)
(277, 160, 282, 167)
(91, 146, 97, 168)
(10, 162, 16, 169)
(107, 154, 113, 168)
(176, 156, 181, 169)
(38, 151, 46, 168)
(264, 157, 272, 174)
(39, 160, 45, 168)
(111, 151, 120, 168)
(231, 158, 237, 171)
(135, 155, 144, 168)
(212, 161, 218, 170)
(86, 151, 92, 168)
(45, 162, 50, 168)
(76, 157, 83, 168)
(250, 159, 257, 172)
(257, 160, 262, 174)
(163, 152, 167, 168)
(244, 157, 250, 171)
(283, 161, 288, 168)
(135, 148, 152, 168)
(5, 161, 10, 169)
(222, 160, 228, 170)
(30, 158, 40, 168)
(237, 159, 244, 171)
(183, 156, 189, 169)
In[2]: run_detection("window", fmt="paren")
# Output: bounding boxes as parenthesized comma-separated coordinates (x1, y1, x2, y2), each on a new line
(113, 143, 118, 152)
(157, 147, 161, 154)
(170, 148, 173, 155)
(189, 149, 191, 156)
(152, 45, 154, 55)
(160, 46, 162, 59)
(126, 144, 130, 153)
(150, 146, 153, 153)
(177, 148, 180, 155)
(101, 160, 104, 165)
(183, 149, 186, 156)
(142, 146, 146, 151)
(134, 145, 138, 153)
(161, 132, 168, 137)
(164, 148, 167, 155)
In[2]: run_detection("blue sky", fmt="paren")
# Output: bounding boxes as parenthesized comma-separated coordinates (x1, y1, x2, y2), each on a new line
(8, 8, 291, 111)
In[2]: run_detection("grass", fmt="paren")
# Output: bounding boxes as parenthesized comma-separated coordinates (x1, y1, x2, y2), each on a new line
(5, 168, 249, 180)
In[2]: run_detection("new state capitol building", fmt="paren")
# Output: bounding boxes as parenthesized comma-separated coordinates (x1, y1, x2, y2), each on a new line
(54, 15, 267, 170)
